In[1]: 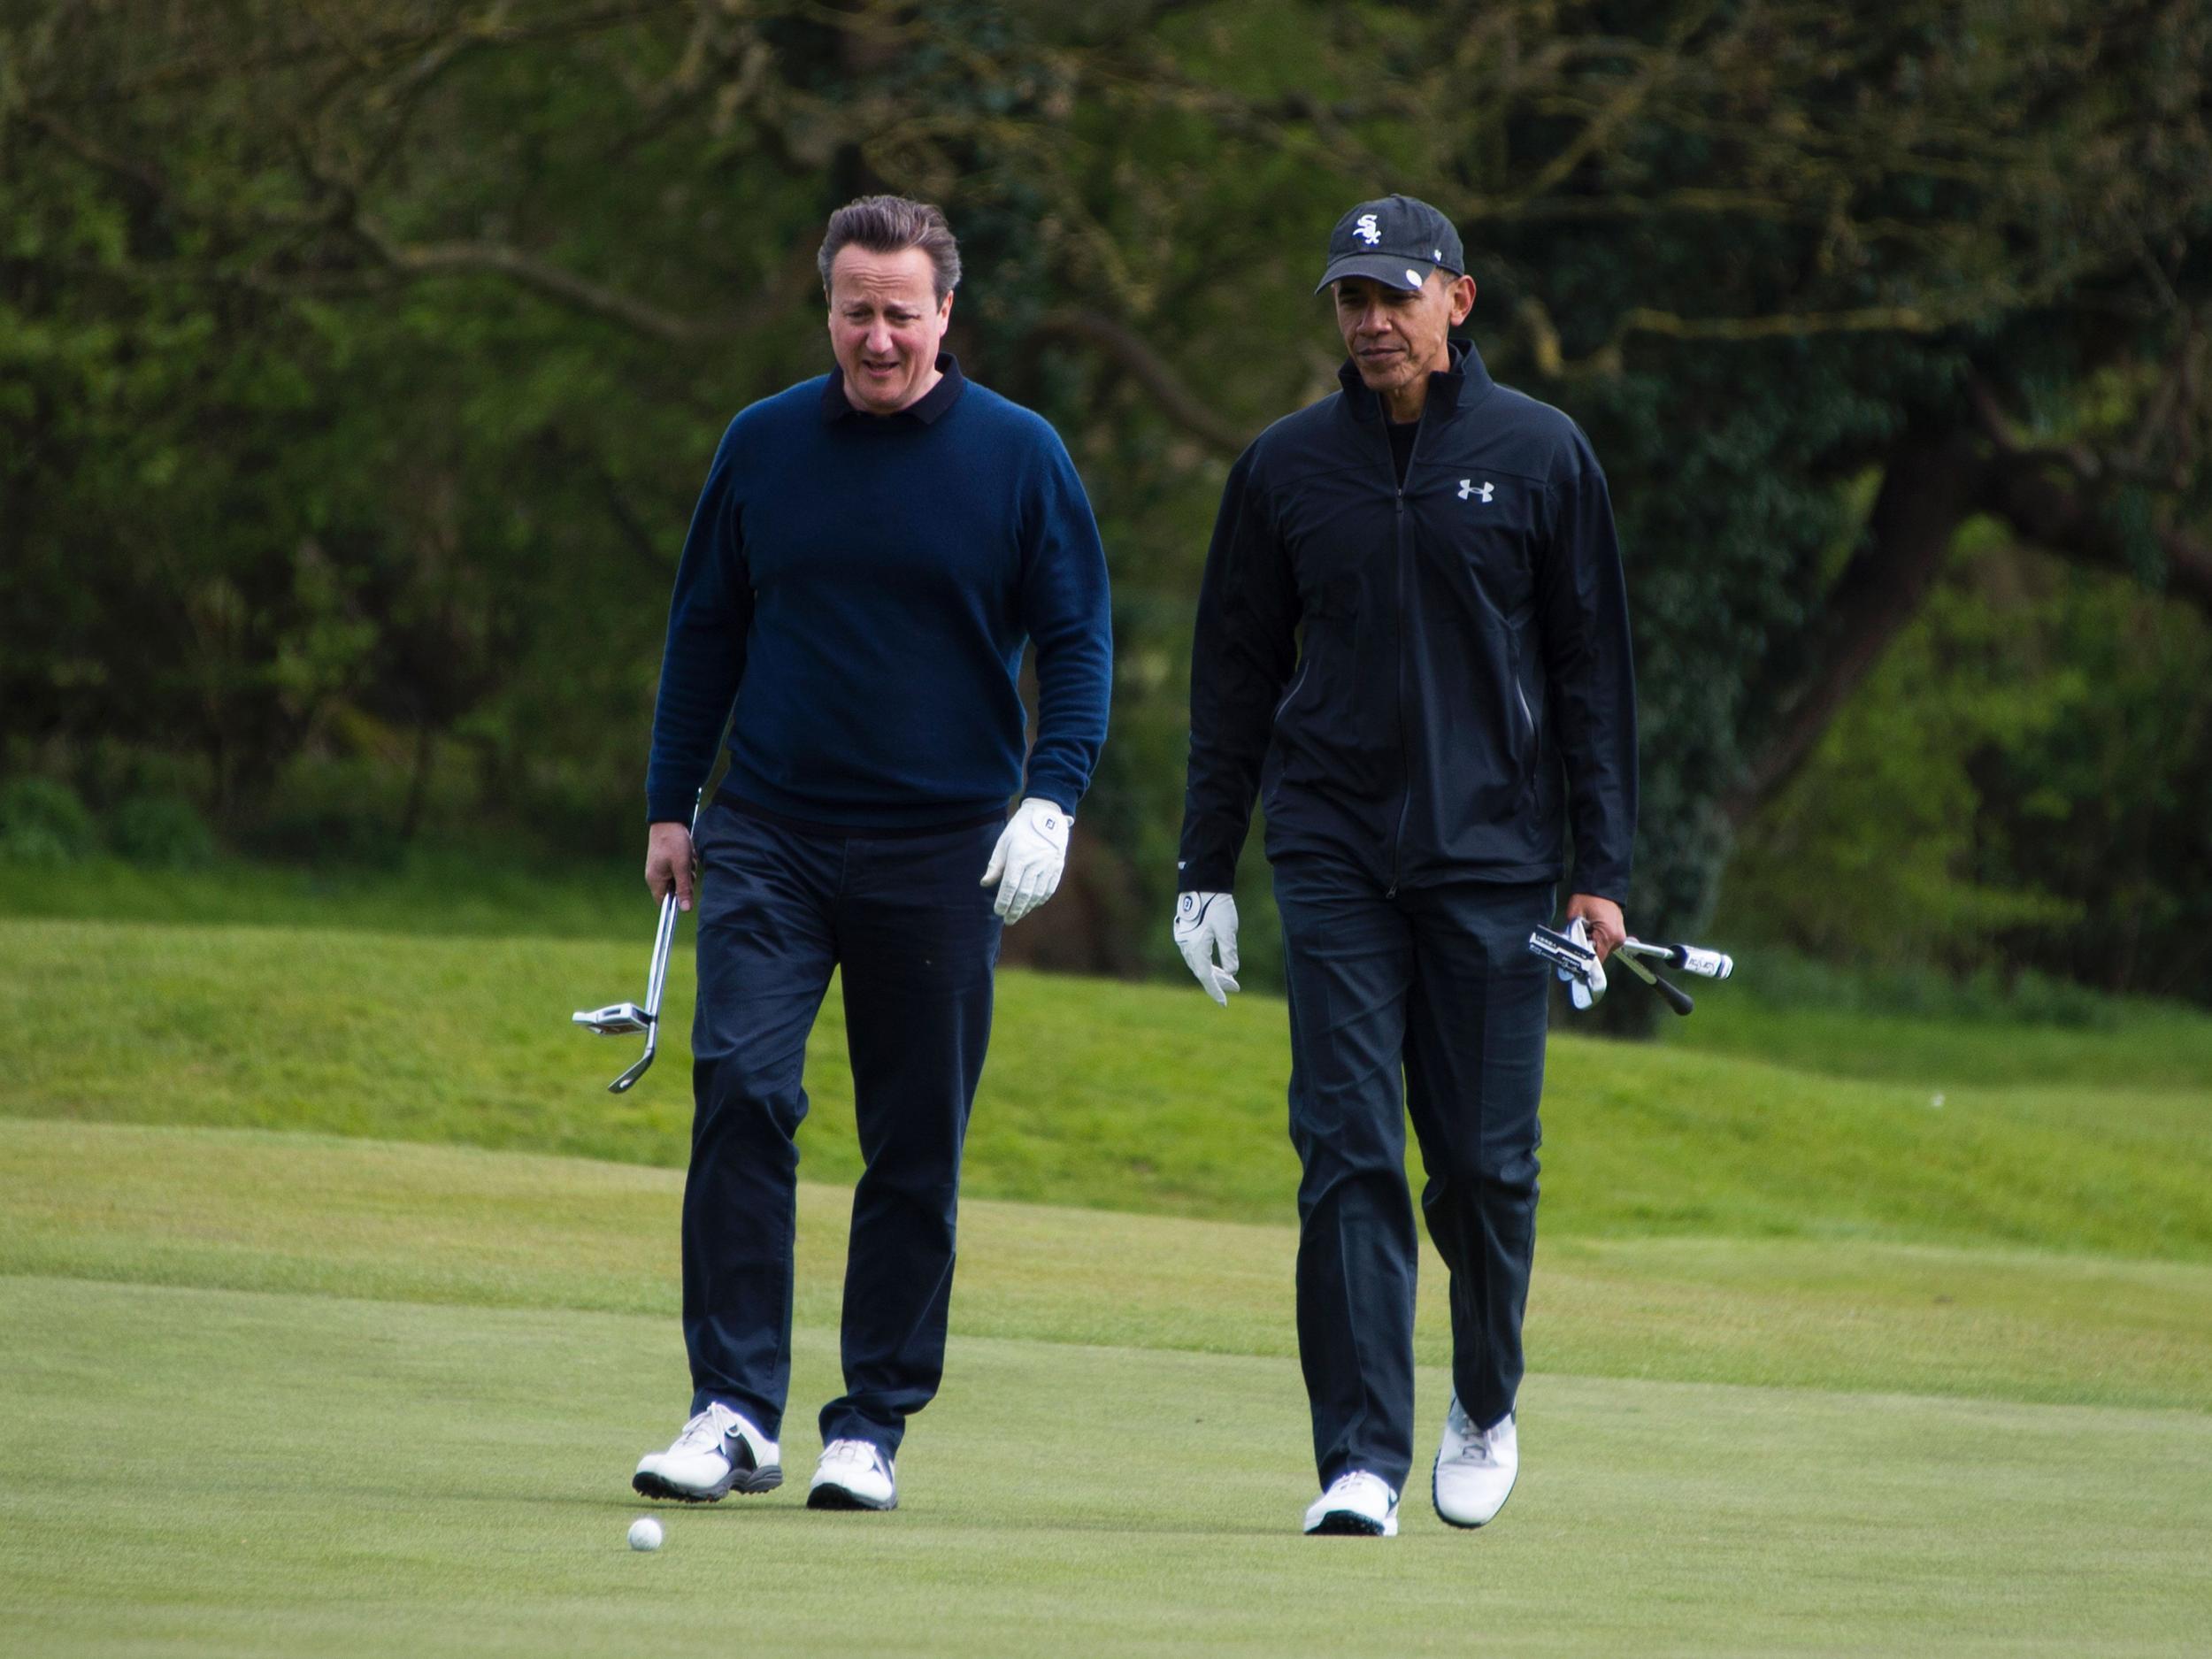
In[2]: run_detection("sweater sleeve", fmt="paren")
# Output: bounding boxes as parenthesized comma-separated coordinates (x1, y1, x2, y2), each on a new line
(1016, 426, 1114, 816)
(644, 420, 753, 825)
(1176, 446, 1299, 892)
(1536, 426, 1638, 901)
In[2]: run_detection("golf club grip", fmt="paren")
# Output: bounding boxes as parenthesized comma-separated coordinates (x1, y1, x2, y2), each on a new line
(1650, 969, 1694, 1016)
(1661, 942, 1731, 979)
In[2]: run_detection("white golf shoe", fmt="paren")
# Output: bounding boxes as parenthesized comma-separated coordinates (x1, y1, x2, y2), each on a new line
(807, 1438, 898, 1511)
(1432, 1397, 1517, 1528)
(1302, 1471, 1400, 1537)
(633, 1402, 781, 1502)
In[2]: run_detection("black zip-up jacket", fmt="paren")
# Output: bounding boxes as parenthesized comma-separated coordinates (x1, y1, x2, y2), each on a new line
(1177, 342, 1636, 899)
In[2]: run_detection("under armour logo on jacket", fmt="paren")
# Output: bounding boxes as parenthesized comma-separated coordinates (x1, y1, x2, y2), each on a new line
(1458, 479, 1494, 503)
(1355, 214, 1381, 244)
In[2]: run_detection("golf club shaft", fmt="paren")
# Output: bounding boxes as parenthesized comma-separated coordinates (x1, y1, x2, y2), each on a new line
(640, 788, 704, 1021)
(1612, 946, 1695, 1015)
(641, 890, 680, 1020)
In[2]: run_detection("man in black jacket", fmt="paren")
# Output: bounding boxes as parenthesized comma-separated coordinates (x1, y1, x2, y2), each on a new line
(1173, 194, 1636, 1538)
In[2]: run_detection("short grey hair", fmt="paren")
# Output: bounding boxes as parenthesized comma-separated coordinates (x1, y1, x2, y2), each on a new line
(818, 195, 962, 303)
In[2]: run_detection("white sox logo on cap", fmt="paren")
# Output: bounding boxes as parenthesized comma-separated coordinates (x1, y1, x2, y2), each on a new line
(1355, 213, 1381, 244)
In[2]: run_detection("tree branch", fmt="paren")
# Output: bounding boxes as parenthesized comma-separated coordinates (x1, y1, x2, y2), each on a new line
(1978, 451, 2212, 615)
(1032, 309, 1257, 455)
(352, 219, 725, 343)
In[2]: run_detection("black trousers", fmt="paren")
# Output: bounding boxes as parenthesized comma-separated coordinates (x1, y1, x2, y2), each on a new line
(682, 802, 1002, 1456)
(1272, 856, 1552, 1494)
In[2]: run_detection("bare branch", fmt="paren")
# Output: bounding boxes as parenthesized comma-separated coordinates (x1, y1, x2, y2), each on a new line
(353, 219, 726, 343)
(1033, 310, 1256, 455)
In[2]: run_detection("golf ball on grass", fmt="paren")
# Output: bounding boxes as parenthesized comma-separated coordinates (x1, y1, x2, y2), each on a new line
(629, 1516, 664, 1552)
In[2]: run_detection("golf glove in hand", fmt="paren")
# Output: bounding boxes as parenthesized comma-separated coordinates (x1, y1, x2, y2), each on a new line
(1559, 915, 1606, 1010)
(1173, 892, 1240, 1006)
(981, 797, 1071, 925)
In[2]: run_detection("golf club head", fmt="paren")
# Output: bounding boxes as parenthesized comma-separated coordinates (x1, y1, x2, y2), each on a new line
(606, 1048, 657, 1094)
(1529, 923, 1606, 1008)
(572, 1002, 653, 1036)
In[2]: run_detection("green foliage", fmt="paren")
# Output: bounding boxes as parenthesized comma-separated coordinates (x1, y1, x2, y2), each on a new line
(1724, 537, 2212, 1001)
(0, 776, 92, 864)
(4, 0, 2209, 999)
(104, 795, 216, 868)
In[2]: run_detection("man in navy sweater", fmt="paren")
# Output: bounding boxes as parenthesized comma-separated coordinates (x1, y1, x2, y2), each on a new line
(630, 196, 1111, 1515)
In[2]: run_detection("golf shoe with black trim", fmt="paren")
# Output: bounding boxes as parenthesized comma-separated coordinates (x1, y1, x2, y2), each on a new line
(807, 1438, 898, 1510)
(633, 1402, 782, 1502)
(1302, 1471, 1400, 1537)
(1432, 1398, 1517, 1528)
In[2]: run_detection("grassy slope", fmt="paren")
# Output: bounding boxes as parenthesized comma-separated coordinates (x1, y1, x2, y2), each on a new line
(4, 1124, 2209, 1657)
(6, 918, 2209, 1259)
(0, 852, 646, 939)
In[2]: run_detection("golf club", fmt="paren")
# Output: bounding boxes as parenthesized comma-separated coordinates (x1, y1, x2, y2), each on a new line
(1609, 943, 1696, 1016)
(1617, 939, 1733, 979)
(1528, 918, 1607, 1007)
(1530, 925, 1732, 1018)
(573, 792, 700, 1093)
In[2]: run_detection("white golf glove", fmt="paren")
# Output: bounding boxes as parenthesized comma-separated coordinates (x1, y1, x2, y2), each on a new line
(1173, 891, 1240, 1006)
(980, 797, 1071, 924)
(1560, 915, 1606, 1010)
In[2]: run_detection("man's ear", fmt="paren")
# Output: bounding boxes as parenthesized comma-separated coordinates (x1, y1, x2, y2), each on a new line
(1450, 274, 1477, 326)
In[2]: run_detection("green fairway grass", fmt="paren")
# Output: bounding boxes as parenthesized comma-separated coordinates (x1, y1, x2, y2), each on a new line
(4, 1122, 2210, 1656)
(7, 918, 2209, 1255)
(4, 916, 2209, 1652)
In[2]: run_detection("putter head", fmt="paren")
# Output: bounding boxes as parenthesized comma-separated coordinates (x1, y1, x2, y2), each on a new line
(572, 1002, 653, 1036)
(1529, 922, 1606, 1008)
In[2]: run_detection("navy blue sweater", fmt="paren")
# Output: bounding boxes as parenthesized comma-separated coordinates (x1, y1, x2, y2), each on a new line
(646, 357, 1112, 829)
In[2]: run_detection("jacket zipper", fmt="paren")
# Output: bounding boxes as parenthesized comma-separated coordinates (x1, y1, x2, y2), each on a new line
(1385, 409, 1418, 899)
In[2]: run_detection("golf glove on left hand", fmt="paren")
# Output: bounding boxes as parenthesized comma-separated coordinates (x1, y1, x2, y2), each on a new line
(981, 797, 1071, 925)
(1173, 891, 1240, 1006)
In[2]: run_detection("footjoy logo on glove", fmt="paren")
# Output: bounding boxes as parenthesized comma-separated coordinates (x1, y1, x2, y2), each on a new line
(1458, 479, 1494, 503)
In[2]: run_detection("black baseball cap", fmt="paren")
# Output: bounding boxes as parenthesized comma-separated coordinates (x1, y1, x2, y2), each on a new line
(1314, 194, 1464, 294)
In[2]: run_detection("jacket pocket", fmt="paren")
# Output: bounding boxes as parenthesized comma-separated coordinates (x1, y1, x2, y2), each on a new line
(1509, 639, 1540, 801)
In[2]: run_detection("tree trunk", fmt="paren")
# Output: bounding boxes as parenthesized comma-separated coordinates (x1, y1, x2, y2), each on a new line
(1723, 422, 1985, 826)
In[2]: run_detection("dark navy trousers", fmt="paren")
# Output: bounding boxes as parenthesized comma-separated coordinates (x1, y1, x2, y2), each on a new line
(682, 801, 1002, 1456)
(1271, 857, 1553, 1494)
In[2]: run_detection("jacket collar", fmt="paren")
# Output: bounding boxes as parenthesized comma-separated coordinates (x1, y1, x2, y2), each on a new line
(1336, 337, 1492, 421)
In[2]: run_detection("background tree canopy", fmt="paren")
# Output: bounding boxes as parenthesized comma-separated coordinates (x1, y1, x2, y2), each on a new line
(5, 0, 2209, 1002)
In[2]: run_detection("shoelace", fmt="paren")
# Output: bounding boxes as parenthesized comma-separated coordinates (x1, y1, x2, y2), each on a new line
(674, 1407, 736, 1455)
(821, 1438, 879, 1472)
(1445, 1414, 1500, 1467)
(1327, 1471, 1392, 1506)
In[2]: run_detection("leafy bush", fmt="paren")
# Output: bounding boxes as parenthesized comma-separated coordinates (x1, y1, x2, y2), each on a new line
(108, 795, 217, 869)
(0, 778, 96, 865)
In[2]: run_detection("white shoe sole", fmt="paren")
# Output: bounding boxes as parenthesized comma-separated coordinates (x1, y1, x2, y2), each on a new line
(1431, 1460, 1516, 1530)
